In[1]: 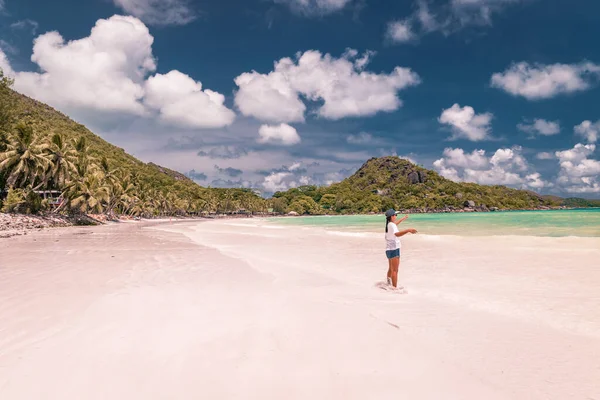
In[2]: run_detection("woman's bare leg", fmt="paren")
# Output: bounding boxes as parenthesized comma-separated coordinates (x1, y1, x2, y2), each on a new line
(387, 259, 393, 284)
(391, 257, 400, 288)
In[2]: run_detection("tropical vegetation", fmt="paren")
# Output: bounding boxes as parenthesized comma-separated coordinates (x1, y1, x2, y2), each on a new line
(0, 68, 268, 217)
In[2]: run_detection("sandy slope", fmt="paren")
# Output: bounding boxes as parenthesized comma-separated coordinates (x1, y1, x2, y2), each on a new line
(0, 220, 598, 399)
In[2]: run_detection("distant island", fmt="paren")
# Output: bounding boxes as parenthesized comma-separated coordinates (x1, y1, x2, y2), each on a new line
(1, 67, 599, 227)
(271, 156, 600, 215)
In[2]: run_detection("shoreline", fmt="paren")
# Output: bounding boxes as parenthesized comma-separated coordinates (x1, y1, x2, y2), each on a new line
(1, 206, 595, 239)
(0, 212, 255, 239)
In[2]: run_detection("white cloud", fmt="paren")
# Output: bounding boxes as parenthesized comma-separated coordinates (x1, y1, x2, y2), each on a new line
(517, 118, 561, 136)
(144, 71, 235, 128)
(12, 16, 155, 115)
(439, 103, 493, 141)
(387, 20, 415, 43)
(289, 162, 303, 171)
(299, 176, 311, 185)
(262, 171, 294, 192)
(112, 0, 196, 26)
(433, 146, 547, 189)
(555, 143, 595, 164)
(2, 15, 233, 129)
(416, 1, 440, 32)
(433, 147, 489, 169)
(234, 70, 306, 123)
(0, 48, 14, 75)
(346, 132, 373, 144)
(398, 155, 417, 164)
(258, 123, 301, 145)
(234, 49, 420, 123)
(273, 0, 352, 15)
(536, 152, 554, 160)
(555, 144, 600, 193)
(574, 120, 599, 144)
(490, 62, 600, 100)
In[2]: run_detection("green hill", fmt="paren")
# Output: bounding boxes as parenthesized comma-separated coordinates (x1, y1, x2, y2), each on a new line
(0, 70, 266, 216)
(559, 197, 600, 208)
(272, 156, 562, 215)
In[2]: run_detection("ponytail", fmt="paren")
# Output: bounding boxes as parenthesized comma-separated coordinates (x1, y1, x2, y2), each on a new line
(385, 216, 391, 233)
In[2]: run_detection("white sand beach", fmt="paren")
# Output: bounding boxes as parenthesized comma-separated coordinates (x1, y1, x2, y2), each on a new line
(1, 219, 599, 399)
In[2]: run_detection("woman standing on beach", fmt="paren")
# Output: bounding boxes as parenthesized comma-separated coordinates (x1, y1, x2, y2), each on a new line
(385, 209, 417, 289)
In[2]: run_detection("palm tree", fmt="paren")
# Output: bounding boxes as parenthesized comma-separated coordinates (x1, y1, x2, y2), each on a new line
(67, 173, 110, 214)
(106, 171, 136, 216)
(99, 157, 118, 185)
(59, 154, 104, 214)
(0, 124, 49, 189)
(45, 133, 77, 189)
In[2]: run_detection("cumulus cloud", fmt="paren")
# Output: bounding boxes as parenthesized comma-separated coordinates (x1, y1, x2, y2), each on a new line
(144, 71, 235, 128)
(262, 172, 294, 193)
(256, 161, 350, 194)
(234, 70, 306, 123)
(258, 123, 301, 145)
(234, 49, 420, 123)
(439, 104, 493, 141)
(555, 144, 600, 193)
(517, 118, 561, 137)
(433, 146, 547, 189)
(112, 0, 196, 25)
(490, 62, 600, 100)
(386, 20, 415, 43)
(8, 16, 155, 115)
(272, 0, 353, 15)
(574, 120, 599, 144)
(1, 15, 233, 129)
(0, 46, 12, 74)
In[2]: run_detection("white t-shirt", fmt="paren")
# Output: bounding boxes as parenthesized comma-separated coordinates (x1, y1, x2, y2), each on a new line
(385, 222, 401, 250)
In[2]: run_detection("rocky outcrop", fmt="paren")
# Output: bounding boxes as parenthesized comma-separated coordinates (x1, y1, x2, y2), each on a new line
(407, 171, 426, 184)
(0, 213, 100, 238)
(464, 200, 476, 208)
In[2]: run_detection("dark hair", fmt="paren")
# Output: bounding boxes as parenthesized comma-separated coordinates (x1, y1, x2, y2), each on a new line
(385, 216, 392, 232)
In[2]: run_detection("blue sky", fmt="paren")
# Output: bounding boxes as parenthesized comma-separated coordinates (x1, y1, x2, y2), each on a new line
(1, 0, 599, 197)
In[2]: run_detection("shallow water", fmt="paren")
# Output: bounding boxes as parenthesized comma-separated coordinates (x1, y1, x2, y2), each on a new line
(268, 209, 600, 237)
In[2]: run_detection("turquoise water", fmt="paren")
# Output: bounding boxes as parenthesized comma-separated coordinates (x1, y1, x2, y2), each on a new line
(268, 209, 600, 237)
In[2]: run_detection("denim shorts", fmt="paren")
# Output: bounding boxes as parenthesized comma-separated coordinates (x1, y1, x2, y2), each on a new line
(385, 249, 400, 259)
